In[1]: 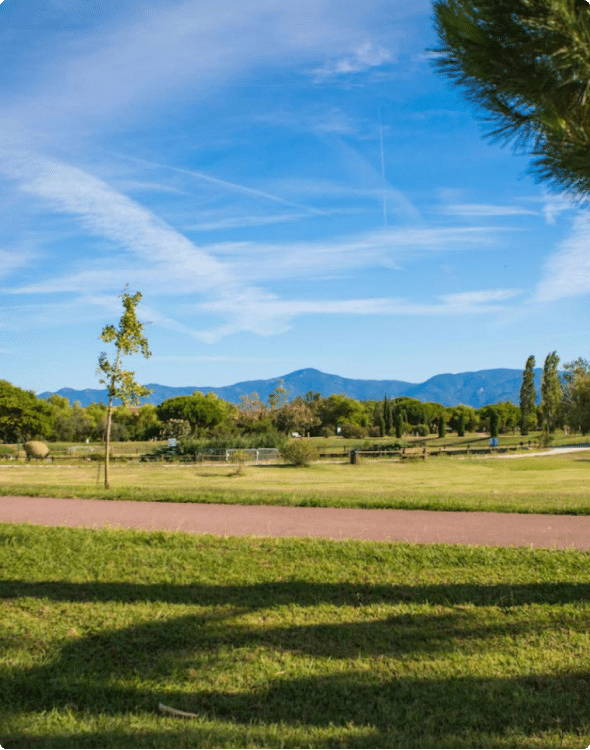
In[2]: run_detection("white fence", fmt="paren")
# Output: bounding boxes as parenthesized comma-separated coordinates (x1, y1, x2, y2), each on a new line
(225, 448, 280, 463)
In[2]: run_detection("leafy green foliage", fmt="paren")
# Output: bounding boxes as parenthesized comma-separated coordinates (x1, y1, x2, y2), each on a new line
(541, 351, 562, 433)
(562, 357, 590, 434)
(271, 396, 320, 435)
(489, 409, 499, 438)
(361, 440, 406, 452)
(0, 380, 54, 442)
(339, 423, 367, 439)
(457, 412, 466, 437)
(97, 287, 151, 488)
(519, 355, 537, 435)
(281, 440, 320, 466)
(157, 392, 227, 436)
(395, 410, 404, 438)
(141, 432, 288, 461)
(318, 394, 367, 432)
(431, 0, 590, 201)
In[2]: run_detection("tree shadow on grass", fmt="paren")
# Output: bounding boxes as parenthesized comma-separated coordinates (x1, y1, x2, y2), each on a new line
(3, 578, 590, 747)
(4, 669, 590, 748)
(2, 578, 590, 608)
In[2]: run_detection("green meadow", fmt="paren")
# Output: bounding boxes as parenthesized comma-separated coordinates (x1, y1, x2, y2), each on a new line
(1, 449, 590, 514)
(2, 524, 590, 749)
(3, 442, 590, 747)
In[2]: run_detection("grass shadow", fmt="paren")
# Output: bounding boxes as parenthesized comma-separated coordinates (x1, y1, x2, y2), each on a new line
(3, 578, 590, 608)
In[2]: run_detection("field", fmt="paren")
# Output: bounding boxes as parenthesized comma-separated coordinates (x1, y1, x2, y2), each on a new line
(2, 523, 590, 749)
(1, 449, 590, 514)
(3, 439, 590, 748)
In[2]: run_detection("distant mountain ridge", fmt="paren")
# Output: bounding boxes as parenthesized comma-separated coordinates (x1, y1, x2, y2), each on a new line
(38, 367, 543, 409)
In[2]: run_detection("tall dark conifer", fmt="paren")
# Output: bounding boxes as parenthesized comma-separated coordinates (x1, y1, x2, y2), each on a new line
(489, 410, 499, 439)
(541, 351, 562, 433)
(457, 412, 466, 438)
(383, 396, 393, 435)
(395, 411, 403, 439)
(519, 355, 537, 436)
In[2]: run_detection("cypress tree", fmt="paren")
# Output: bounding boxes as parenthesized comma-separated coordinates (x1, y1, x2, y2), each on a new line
(519, 355, 537, 436)
(383, 396, 393, 435)
(395, 411, 403, 439)
(489, 409, 499, 438)
(541, 351, 562, 433)
(438, 415, 446, 438)
(457, 412, 466, 438)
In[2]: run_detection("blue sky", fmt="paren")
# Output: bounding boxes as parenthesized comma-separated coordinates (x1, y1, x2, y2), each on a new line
(1, 0, 588, 394)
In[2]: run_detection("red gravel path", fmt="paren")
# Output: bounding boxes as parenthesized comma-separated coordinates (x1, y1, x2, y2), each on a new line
(1, 495, 590, 549)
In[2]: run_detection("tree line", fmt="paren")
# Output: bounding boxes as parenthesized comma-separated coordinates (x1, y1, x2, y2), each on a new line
(520, 352, 590, 437)
(2, 350, 588, 444)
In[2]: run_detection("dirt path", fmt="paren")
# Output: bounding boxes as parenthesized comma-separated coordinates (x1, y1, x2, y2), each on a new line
(1, 495, 590, 549)
(475, 445, 590, 460)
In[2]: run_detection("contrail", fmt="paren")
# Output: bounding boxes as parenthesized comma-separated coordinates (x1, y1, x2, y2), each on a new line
(378, 107, 388, 229)
(111, 152, 328, 216)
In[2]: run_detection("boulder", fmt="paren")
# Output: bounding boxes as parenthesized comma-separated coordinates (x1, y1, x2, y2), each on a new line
(23, 441, 50, 460)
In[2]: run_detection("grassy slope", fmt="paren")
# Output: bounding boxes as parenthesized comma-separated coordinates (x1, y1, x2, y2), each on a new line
(1, 451, 590, 514)
(2, 523, 590, 748)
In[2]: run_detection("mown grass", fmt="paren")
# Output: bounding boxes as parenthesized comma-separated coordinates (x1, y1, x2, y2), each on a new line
(1, 451, 590, 514)
(2, 523, 590, 748)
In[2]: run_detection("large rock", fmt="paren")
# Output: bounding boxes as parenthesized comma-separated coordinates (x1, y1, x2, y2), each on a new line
(23, 441, 50, 460)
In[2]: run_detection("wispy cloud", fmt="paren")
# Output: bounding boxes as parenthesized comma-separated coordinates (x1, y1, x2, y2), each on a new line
(0, 140, 527, 352)
(152, 355, 298, 365)
(440, 289, 521, 306)
(1, 1, 399, 136)
(534, 212, 590, 302)
(442, 204, 538, 218)
(516, 192, 576, 226)
(183, 212, 315, 232)
(116, 153, 328, 216)
(310, 41, 395, 80)
(117, 180, 190, 196)
(191, 287, 522, 342)
(0, 247, 34, 281)
(206, 225, 510, 283)
(541, 193, 576, 225)
(1, 151, 237, 296)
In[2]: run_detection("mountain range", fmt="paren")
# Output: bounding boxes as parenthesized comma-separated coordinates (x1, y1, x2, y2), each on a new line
(38, 367, 542, 409)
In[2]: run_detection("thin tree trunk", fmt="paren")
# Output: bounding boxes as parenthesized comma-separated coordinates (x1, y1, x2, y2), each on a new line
(104, 399, 113, 489)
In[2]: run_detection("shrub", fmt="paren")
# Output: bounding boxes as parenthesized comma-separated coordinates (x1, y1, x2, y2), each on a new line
(538, 429, 554, 448)
(228, 449, 250, 476)
(340, 423, 367, 439)
(359, 440, 406, 452)
(281, 441, 319, 467)
(181, 432, 288, 454)
(140, 432, 289, 462)
(228, 449, 251, 464)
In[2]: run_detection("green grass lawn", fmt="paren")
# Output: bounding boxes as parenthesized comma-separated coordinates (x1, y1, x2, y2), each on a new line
(1, 450, 590, 514)
(2, 523, 590, 748)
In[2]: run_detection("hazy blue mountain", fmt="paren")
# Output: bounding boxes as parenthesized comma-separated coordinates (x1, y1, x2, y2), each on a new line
(405, 369, 544, 408)
(38, 367, 543, 409)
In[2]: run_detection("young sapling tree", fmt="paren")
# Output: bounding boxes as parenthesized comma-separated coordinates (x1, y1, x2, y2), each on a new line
(97, 288, 151, 489)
